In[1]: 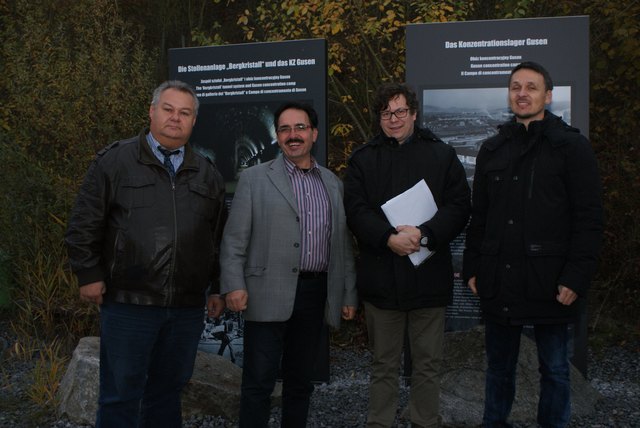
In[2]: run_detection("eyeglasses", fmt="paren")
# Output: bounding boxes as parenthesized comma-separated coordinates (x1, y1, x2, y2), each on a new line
(276, 124, 313, 134)
(380, 108, 410, 120)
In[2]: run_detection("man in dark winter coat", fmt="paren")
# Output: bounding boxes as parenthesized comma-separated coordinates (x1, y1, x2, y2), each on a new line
(344, 83, 470, 428)
(463, 62, 603, 428)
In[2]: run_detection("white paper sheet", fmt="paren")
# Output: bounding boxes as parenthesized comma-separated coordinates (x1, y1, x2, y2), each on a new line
(381, 179, 438, 266)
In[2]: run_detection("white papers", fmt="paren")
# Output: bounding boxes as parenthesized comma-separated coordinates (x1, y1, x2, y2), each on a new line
(381, 179, 437, 266)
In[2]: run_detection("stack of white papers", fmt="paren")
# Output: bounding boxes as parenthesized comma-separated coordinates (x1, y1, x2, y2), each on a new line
(381, 179, 438, 266)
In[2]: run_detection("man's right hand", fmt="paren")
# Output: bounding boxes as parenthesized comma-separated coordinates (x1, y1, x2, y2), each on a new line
(79, 281, 106, 305)
(225, 289, 248, 312)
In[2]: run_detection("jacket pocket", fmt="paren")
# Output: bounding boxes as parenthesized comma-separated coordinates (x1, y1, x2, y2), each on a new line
(482, 158, 509, 202)
(476, 258, 498, 299)
(476, 240, 500, 299)
(243, 266, 266, 293)
(525, 241, 567, 301)
(188, 182, 219, 218)
(121, 176, 155, 208)
(244, 266, 266, 278)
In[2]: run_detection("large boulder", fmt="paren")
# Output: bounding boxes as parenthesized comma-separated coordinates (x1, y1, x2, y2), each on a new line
(56, 337, 279, 425)
(438, 327, 600, 426)
(181, 351, 243, 419)
(57, 329, 601, 427)
(57, 336, 100, 425)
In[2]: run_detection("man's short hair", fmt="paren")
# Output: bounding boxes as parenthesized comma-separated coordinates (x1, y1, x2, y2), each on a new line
(273, 102, 318, 129)
(373, 83, 419, 118)
(151, 80, 200, 116)
(509, 61, 554, 91)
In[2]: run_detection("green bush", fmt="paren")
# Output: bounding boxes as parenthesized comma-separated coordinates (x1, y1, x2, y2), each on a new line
(0, 0, 156, 344)
(0, 251, 10, 308)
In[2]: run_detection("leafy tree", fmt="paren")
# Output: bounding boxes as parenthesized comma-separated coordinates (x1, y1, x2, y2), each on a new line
(575, 0, 640, 322)
(115, 0, 220, 80)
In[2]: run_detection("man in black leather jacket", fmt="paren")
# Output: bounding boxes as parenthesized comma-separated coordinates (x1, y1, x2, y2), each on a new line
(464, 62, 603, 428)
(65, 80, 227, 427)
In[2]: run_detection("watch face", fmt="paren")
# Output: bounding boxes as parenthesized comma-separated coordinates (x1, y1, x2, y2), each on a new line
(420, 236, 428, 247)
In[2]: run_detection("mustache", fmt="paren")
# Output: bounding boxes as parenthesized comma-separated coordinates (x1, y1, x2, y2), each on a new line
(286, 137, 304, 144)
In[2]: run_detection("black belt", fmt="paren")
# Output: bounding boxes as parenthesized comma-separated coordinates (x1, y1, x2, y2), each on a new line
(298, 271, 327, 279)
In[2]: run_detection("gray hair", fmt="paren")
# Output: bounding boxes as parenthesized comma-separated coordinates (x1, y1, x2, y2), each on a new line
(151, 80, 200, 116)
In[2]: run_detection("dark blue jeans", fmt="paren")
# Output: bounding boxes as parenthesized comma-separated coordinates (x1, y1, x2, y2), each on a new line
(97, 302, 204, 428)
(483, 320, 571, 428)
(239, 275, 327, 428)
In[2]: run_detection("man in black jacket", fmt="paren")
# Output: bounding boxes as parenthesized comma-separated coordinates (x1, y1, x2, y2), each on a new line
(344, 83, 470, 427)
(65, 80, 227, 428)
(463, 62, 603, 428)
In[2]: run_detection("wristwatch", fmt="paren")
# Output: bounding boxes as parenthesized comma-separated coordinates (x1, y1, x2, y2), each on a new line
(418, 226, 429, 248)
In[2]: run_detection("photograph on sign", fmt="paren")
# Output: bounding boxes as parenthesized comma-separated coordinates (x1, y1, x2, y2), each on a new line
(421, 86, 571, 183)
(189, 100, 311, 193)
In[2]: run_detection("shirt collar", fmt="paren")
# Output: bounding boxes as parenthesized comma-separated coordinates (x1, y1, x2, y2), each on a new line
(283, 156, 318, 175)
(146, 131, 184, 157)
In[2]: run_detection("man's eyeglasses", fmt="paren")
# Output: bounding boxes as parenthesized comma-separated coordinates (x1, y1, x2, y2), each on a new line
(276, 124, 313, 134)
(380, 108, 410, 120)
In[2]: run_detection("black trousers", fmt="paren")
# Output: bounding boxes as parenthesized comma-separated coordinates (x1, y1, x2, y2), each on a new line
(239, 274, 328, 428)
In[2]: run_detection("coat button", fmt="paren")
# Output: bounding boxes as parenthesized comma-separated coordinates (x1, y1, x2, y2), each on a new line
(292, 267, 298, 273)
(502, 306, 509, 312)
(513, 176, 519, 181)
(294, 243, 300, 248)
(507, 219, 514, 225)
(505, 264, 511, 269)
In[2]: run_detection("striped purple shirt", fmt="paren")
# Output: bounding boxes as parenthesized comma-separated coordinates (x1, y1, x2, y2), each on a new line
(283, 156, 331, 272)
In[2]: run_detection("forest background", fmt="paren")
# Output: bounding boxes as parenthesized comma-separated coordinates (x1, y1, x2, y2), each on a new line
(0, 0, 638, 414)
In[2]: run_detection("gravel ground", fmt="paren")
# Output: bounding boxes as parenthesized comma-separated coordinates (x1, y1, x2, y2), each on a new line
(1, 329, 638, 428)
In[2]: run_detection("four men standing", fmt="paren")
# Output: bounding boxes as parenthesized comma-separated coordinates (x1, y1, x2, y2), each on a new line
(67, 61, 602, 427)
